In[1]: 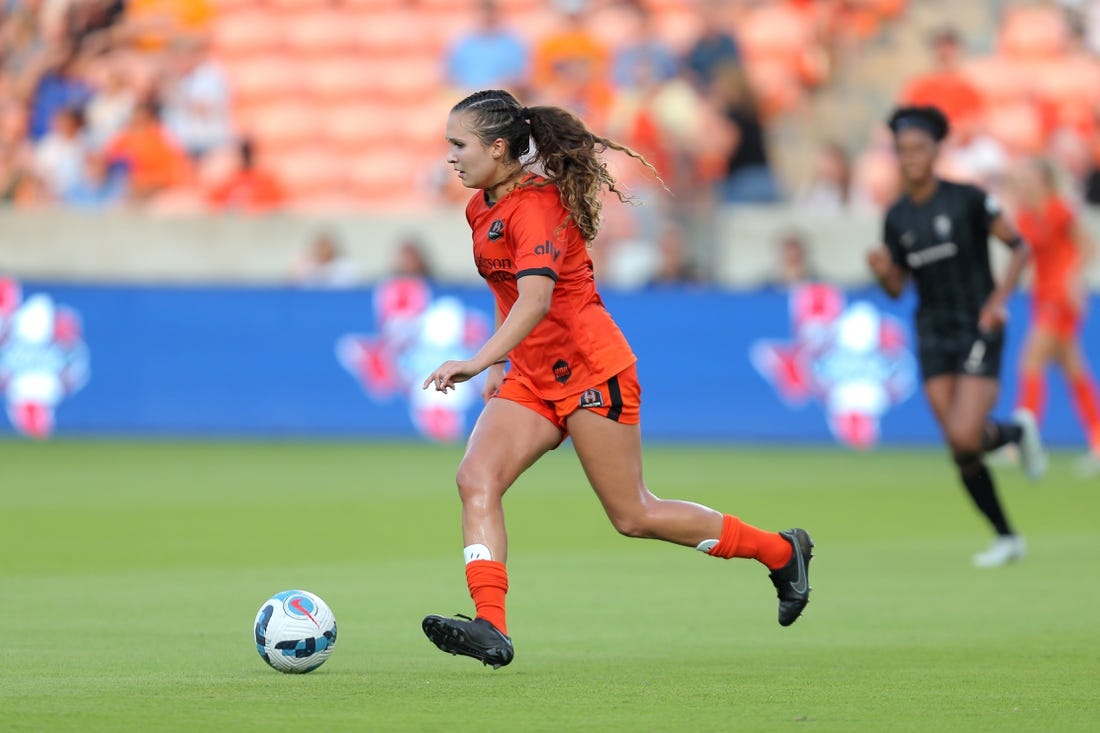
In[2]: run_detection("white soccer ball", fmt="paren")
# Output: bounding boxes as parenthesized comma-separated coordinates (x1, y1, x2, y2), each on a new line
(253, 589, 338, 673)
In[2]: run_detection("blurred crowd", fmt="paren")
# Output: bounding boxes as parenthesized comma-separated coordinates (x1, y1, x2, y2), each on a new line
(3, 0, 1100, 288)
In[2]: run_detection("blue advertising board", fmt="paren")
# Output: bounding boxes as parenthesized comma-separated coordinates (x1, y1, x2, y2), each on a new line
(1, 277, 1096, 448)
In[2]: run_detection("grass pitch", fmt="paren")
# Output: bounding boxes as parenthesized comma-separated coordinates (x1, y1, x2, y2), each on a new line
(2, 440, 1098, 732)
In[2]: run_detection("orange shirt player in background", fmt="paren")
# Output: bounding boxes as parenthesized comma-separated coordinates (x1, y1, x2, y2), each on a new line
(420, 89, 815, 670)
(1013, 158, 1100, 474)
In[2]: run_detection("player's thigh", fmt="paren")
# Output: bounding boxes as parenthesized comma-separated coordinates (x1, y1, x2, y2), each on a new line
(923, 374, 957, 431)
(1021, 324, 1059, 370)
(946, 376, 1000, 451)
(458, 397, 562, 498)
(565, 408, 650, 517)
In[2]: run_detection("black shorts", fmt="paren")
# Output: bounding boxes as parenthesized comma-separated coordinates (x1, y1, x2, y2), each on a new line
(917, 327, 1003, 381)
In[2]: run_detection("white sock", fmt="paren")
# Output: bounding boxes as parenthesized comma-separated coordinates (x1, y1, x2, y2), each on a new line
(695, 539, 718, 553)
(463, 543, 493, 564)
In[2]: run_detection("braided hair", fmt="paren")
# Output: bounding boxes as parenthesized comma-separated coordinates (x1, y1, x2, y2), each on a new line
(451, 89, 658, 242)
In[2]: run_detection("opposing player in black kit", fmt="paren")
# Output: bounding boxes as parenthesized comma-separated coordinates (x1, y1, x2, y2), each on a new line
(868, 106, 1047, 568)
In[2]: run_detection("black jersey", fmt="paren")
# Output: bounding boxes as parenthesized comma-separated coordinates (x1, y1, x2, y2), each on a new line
(883, 180, 1002, 335)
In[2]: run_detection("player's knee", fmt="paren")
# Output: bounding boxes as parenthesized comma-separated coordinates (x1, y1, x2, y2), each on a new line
(607, 507, 656, 539)
(945, 426, 981, 455)
(455, 464, 503, 507)
(952, 449, 982, 476)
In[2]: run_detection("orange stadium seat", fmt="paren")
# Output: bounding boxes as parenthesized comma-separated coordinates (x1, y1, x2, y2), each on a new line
(283, 10, 360, 56)
(737, 4, 813, 64)
(998, 5, 1068, 59)
(303, 56, 377, 103)
(242, 102, 324, 152)
(984, 100, 1045, 154)
(345, 150, 416, 200)
(210, 8, 283, 58)
(269, 145, 347, 197)
(960, 56, 1030, 103)
(227, 55, 306, 106)
(353, 10, 443, 56)
(363, 57, 444, 103)
(321, 103, 400, 152)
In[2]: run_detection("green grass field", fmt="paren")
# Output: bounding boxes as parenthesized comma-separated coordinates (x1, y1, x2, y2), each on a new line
(2, 440, 1097, 732)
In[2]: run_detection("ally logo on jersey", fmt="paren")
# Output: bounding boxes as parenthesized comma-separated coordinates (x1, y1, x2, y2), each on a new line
(336, 277, 491, 442)
(751, 283, 917, 449)
(0, 278, 89, 439)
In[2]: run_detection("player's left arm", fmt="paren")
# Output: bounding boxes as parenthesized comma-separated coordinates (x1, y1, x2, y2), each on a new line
(980, 213, 1032, 332)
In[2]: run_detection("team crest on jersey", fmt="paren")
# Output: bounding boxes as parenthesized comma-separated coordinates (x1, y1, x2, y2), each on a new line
(900, 231, 917, 249)
(933, 214, 952, 239)
(578, 388, 604, 408)
(487, 220, 504, 241)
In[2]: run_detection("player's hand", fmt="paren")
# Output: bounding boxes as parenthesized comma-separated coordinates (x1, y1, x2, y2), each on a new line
(978, 294, 1008, 333)
(423, 359, 482, 394)
(866, 246, 894, 278)
(481, 362, 505, 403)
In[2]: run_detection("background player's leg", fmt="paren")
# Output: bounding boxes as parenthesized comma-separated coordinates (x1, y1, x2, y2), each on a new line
(565, 409, 791, 568)
(1054, 336, 1100, 458)
(1017, 324, 1057, 420)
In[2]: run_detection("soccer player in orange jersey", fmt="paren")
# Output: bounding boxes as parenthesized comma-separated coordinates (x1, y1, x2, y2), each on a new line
(1012, 158, 1100, 475)
(419, 90, 814, 669)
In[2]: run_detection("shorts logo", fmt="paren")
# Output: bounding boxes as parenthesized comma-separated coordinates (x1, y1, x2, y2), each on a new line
(487, 220, 504, 241)
(963, 338, 987, 374)
(534, 240, 562, 261)
(933, 213, 952, 239)
(900, 231, 917, 249)
(578, 388, 604, 408)
(552, 359, 572, 384)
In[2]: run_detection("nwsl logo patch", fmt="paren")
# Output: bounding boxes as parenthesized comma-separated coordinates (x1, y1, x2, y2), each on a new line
(751, 283, 916, 449)
(487, 220, 504, 241)
(0, 279, 89, 439)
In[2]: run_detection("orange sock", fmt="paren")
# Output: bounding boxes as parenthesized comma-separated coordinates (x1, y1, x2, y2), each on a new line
(1070, 374, 1100, 453)
(706, 515, 793, 570)
(465, 559, 508, 635)
(1018, 371, 1045, 420)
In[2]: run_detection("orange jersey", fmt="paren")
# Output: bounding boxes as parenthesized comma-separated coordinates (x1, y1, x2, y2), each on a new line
(466, 179, 636, 399)
(1016, 195, 1079, 303)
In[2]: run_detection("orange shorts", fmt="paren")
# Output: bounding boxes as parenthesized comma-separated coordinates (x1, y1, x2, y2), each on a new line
(1033, 299, 1081, 341)
(494, 363, 641, 436)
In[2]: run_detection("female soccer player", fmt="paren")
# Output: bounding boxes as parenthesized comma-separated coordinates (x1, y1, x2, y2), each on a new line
(1012, 157, 1100, 475)
(420, 89, 813, 669)
(867, 105, 1047, 569)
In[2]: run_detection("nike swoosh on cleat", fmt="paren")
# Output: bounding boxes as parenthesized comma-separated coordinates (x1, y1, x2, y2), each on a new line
(789, 539, 808, 595)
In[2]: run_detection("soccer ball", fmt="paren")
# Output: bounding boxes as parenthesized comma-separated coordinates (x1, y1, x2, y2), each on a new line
(253, 589, 338, 673)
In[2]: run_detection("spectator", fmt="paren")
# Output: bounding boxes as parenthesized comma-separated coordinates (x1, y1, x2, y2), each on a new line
(84, 62, 136, 151)
(899, 27, 983, 133)
(768, 230, 817, 288)
(291, 230, 361, 288)
(683, 0, 740, 90)
(32, 106, 91, 199)
(797, 141, 851, 213)
(444, 0, 528, 92)
(712, 64, 780, 203)
(0, 101, 39, 205)
(63, 152, 127, 209)
(102, 97, 191, 201)
(611, 1, 678, 90)
(160, 34, 233, 160)
(392, 236, 434, 280)
(530, 2, 612, 125)
(205, 138, 286, 213)
(27, 48, 94, 141)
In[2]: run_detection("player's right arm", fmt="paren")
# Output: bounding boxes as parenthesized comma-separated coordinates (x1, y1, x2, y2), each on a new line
(482, 304, 506, 403)
(868, 211, 908, 298)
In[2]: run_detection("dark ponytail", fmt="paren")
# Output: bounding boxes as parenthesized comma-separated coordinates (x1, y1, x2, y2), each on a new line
(452, 90, 658, 242)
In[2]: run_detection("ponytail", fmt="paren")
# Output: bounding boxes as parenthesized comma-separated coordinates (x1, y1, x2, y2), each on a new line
(452, 90, 659, 242)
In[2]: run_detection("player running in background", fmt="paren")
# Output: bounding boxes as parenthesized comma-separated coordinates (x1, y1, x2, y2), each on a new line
(1011, 158, 1100, 476)
(867, 105, 1047, 569)
(420, 89, 814, 669)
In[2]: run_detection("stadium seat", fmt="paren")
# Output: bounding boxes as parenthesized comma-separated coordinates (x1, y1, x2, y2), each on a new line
(303, 56, 377, 102)
(998, 5, 1068, 58)
(283, 10, 360, 56)
(242, 102, 324, 152)
(227, 55, 306, 106)
(211, 8, 284, 58)
(984, 100, 1045, 154)
(269, 145, 347, 197)
(353, 11, 442, 55)
(960, 56, 1030, 103)
(321, 103, 399, 152)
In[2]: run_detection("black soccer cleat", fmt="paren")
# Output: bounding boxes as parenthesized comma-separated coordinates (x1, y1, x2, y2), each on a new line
(768, 528, 814, 627)
(422, 614, 514, 669)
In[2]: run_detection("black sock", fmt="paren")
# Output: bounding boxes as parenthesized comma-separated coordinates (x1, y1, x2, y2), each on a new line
(955, 456, 1014, 536)
(982, 421, 1023, 453)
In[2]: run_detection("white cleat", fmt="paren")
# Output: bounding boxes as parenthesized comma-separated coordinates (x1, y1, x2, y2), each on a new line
(973, 535, 1027, 568)
(1012, 408, 1048, 482)
(1075, 452, 1100, 479)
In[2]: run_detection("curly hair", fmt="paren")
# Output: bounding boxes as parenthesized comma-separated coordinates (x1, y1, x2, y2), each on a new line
(887, 105, 950, 142)
(451, 89, 659, 242)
